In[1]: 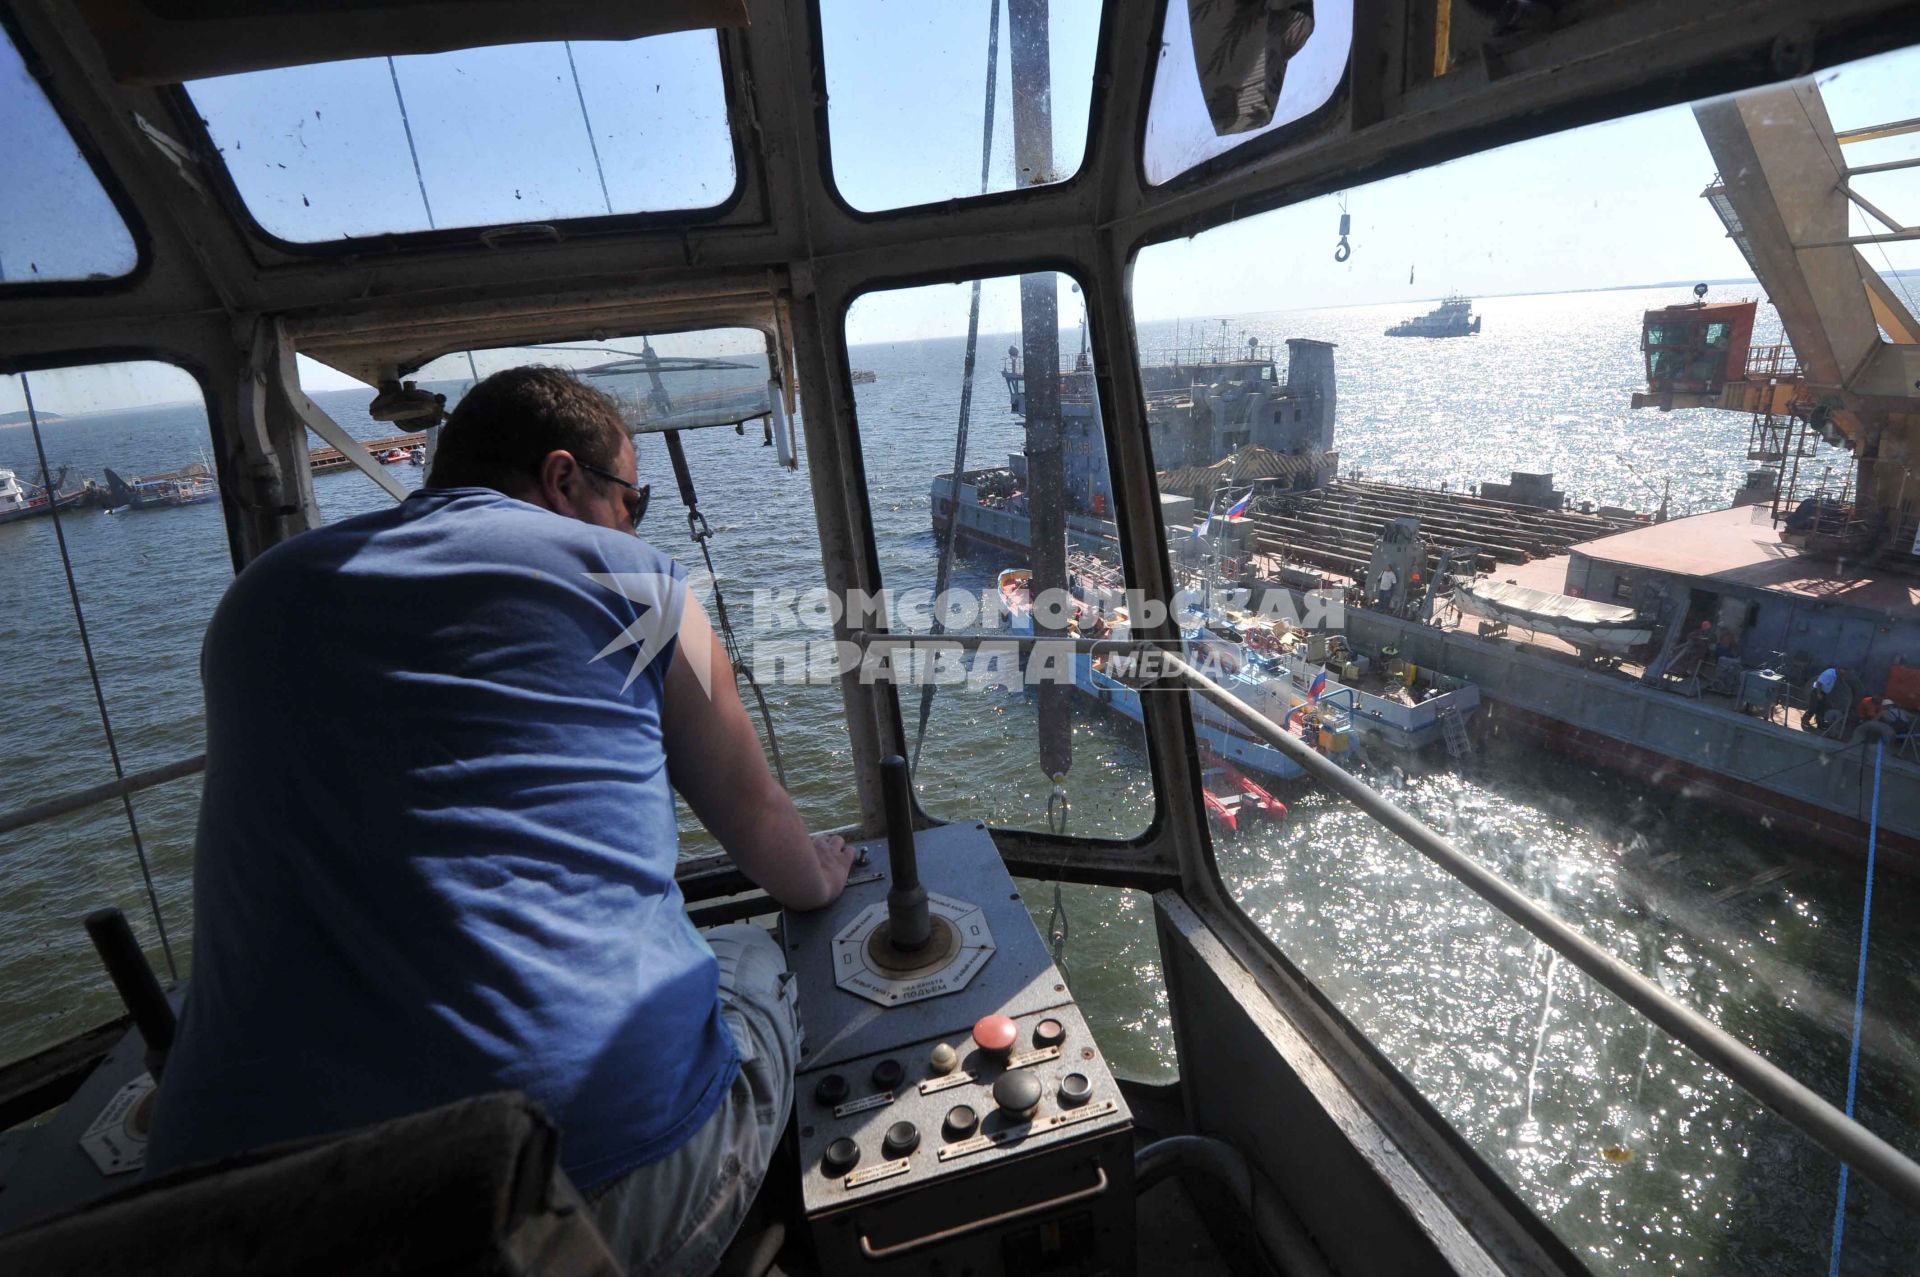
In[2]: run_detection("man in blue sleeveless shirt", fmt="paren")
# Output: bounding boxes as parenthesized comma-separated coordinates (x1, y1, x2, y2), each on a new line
(148, 368, 854, 1275)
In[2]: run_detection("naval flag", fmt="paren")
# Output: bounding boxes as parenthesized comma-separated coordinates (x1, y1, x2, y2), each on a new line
(1223, 492, 1251, 522)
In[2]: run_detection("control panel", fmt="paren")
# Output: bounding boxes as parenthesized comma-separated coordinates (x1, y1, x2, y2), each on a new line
(782, 759, 1133, 1273)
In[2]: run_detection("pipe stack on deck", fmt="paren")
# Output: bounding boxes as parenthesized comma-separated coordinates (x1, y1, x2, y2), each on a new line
(1247, 478, 1640, 581)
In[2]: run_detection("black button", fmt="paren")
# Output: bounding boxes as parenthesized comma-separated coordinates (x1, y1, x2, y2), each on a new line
(1034, 1018, 1066, 1049)
(882, 1121, 921, 1159)
(991, 1070, 1043, 1118)
(871, 1057, 904, 1091)
(943, 1104, 980, 1142)
(814, 1073, 848, 1106)
(1058, 1072, 1092, 1107)
(823, 1137, 860, 1176)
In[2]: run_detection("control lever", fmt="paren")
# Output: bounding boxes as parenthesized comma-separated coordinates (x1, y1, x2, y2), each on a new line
(83, 907, 175, 1080)
(880, 755, 931, 951)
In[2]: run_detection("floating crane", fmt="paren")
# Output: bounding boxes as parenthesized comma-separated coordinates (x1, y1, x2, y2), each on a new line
(1634, 80, 1920, 556)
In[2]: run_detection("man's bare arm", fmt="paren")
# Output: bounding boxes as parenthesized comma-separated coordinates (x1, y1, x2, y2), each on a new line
(661, 596, 854, 911)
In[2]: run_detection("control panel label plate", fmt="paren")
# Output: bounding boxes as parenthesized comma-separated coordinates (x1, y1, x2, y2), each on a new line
(833, 1091, 895, 1118)
(845, 1157, 913, 1189)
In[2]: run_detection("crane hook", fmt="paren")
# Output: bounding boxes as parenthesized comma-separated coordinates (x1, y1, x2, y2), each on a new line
(1334, 210, 1352, 262)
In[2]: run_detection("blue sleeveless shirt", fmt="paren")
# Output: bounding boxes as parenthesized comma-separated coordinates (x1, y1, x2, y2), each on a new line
(147, 488, 736, 1189)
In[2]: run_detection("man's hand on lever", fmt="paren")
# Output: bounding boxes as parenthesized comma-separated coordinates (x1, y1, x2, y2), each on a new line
(664, 597, 858, 911)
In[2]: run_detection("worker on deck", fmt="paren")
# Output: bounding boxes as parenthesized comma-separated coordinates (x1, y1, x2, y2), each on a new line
(148, 367, 855, 1275)
(1373, 565, 1398, 612)
(1804, 665, 1842, 735)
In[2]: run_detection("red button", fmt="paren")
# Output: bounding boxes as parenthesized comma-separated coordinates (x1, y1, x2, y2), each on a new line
(972, 1014, 1018, 1054)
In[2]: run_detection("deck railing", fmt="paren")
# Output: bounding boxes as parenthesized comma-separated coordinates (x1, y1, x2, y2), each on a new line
(1744, 342, 1801, 380)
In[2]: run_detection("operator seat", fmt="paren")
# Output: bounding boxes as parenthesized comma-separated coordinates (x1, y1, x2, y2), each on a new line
(0, 1092, 619, 1276)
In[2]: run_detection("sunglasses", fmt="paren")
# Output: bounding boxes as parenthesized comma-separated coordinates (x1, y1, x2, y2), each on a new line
(578, 460, 651, 530)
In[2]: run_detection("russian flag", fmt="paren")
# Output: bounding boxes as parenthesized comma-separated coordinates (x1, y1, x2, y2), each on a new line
(1223, 492, 1251, 522)
(1307, 669, 1328, 702)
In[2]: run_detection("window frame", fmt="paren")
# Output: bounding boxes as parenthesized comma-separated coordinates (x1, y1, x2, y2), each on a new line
(0, 8, 152, 299)
(805, 0, 1118, 224)
(0, 345, 244, 571)
(164, 30, 752, 259)
(832, 259, 1170, 855)
(1132, 0, 1356, 195)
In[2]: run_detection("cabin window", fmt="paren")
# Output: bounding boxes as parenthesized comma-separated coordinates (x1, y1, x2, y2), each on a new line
(315, 329, 856, 839)
(1140, 0, 1351, 186)
(1126, 46, 1920, 1270)
(0, 24, 138, 284)
(185, 32, 735, 243)
(819, 0, 1101, 212)
(841, 272, 1153, 839)
(0, 361, 226, 1064)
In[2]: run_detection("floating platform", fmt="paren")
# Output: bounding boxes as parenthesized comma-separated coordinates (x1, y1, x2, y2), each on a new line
(307, 433, 426, 474)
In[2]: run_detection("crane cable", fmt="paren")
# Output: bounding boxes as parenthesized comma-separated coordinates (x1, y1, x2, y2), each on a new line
(660, 429, 788, 789)
(911, 0, 1002, 772)
(21, 374, 178, 980)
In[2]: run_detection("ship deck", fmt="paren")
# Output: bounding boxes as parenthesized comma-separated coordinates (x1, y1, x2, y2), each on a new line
(1570, 505, 1920, 615)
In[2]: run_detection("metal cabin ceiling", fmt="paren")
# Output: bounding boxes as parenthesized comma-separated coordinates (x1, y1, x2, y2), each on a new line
(4, 0, 1920, 378)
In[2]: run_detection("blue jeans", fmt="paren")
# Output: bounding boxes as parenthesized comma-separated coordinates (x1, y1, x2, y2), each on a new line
(586, 923, 800, 1276)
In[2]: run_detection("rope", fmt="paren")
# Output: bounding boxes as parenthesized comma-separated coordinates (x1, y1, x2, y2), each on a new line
(1747, 734, 1866, 786)
(21, 375, 177, 980)
(1828, 738, 1884, 1276)
(911, 0, 1002, 772)
(660, 430, 787, 789)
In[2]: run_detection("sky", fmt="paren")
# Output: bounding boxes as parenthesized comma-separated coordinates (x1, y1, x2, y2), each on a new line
(3, 5, 1916, 415)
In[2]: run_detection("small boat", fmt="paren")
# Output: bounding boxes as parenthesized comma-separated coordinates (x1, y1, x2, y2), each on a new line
(379, 448, 411, 464)
(408, 445, 426, 466)
(1203, 748, 1288, 823)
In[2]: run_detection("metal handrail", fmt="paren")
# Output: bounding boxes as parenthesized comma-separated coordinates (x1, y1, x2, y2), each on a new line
(1160, 651, 1920, 1213)
(0, 755, 206, 840)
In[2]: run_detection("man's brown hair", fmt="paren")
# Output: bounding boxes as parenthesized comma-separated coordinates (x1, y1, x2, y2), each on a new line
(428, 366, 629, 490)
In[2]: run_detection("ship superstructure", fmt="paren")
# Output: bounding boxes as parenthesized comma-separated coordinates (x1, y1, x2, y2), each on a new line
(933, 336, 1337, 558)
(1385, 294, 1482, 337)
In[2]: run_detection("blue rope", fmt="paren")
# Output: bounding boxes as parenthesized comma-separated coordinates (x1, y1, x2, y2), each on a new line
(1828, 739, 1883, 1276)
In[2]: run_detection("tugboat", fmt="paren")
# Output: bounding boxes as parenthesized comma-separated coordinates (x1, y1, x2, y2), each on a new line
(1385, 294, 1482, 337)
